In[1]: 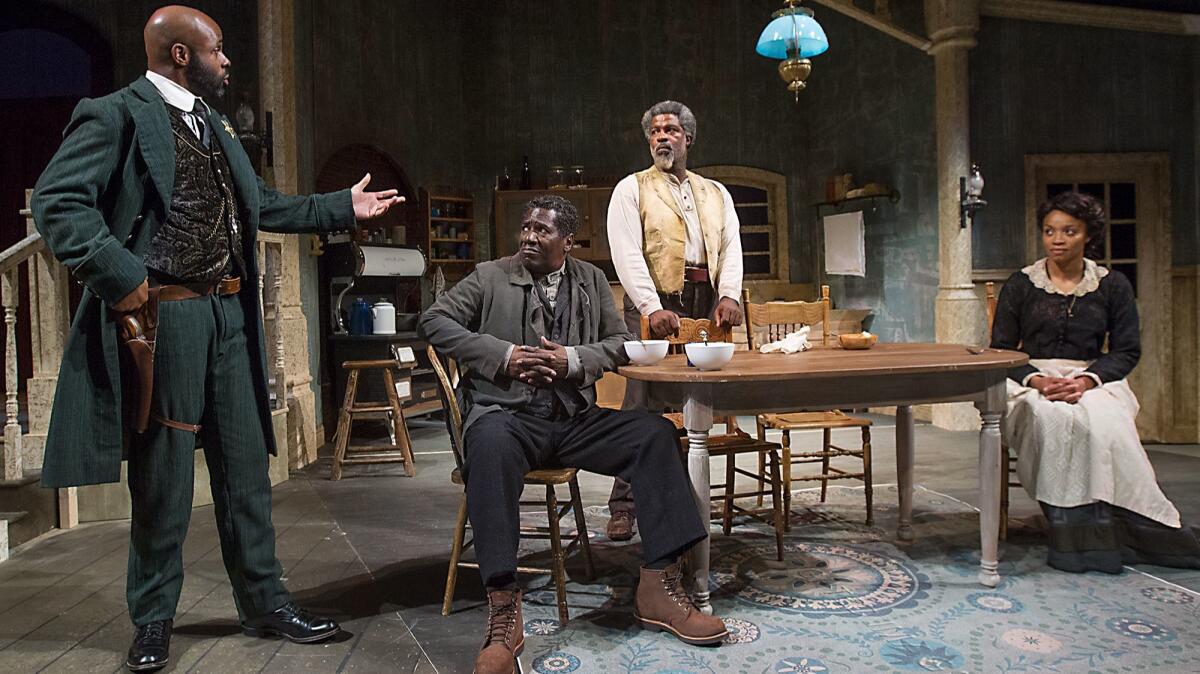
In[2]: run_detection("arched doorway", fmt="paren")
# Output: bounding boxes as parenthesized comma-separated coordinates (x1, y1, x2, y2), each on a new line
(0, 3, 113, 410)
(314, 144, 419, 436)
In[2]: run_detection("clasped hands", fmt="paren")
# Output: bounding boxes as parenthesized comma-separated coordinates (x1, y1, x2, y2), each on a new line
(506, 337, 569, 387)
(1029, 374, 1096, 404)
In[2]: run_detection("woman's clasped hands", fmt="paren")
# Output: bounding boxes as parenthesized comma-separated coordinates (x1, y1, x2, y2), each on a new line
(1029, 375, 1097, 404)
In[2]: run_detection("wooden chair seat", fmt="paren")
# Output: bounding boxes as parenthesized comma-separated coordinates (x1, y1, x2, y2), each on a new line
(450, 467, 579, 486)
(664, 412, 772, 438)
(702, 433, 779, 455)
(341, 358, 404, 370)
(759, 410, 872, 430)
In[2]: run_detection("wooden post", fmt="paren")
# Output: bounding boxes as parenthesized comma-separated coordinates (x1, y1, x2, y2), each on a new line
(270, 244, 287, 411)
(2, 267, 22, 480)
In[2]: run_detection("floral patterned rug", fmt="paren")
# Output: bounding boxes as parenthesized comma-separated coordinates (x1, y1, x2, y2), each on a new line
(511, 485, 1200, 674)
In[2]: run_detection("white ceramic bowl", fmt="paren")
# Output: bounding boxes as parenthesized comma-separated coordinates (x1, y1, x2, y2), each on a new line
(684, 342, 735, 371)
(624, 340, 669, 366)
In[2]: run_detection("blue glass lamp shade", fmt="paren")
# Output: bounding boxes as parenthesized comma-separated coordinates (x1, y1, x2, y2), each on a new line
(756, 7, 828, 59)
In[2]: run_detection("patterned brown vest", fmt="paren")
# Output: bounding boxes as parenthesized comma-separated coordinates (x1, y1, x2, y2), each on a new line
(143, 105, 244, 283)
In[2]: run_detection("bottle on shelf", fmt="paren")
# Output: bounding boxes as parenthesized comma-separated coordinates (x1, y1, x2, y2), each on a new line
(519, 155, 531, 190)
(499, 166, 511, 190)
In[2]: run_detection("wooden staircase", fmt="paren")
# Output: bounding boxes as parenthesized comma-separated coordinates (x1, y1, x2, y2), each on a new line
(0, 511, 27, 562)
(0, 468, 54, 560)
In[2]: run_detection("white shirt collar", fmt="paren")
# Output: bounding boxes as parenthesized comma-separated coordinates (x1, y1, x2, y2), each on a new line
(656, 167, 690, 187)
(144, 70, 209, 115)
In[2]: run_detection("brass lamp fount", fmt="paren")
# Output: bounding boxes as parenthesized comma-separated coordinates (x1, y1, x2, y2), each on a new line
(779, 49, 812, 100)
(756, 0, 828, 100)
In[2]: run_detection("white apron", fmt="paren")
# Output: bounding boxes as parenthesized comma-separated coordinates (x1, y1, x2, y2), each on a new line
(1003, 358, 1180, 527)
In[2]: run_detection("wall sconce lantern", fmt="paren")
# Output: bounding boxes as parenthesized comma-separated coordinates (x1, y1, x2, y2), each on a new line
(960, 163, 986, 228)
(235, 100, 273, 169)
(756, 0, 829, 101)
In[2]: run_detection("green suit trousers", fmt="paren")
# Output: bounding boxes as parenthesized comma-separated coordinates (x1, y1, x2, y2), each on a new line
(126, 291, 288, 625)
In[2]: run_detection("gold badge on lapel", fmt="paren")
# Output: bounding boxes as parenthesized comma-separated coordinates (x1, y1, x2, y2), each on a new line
(222, 119, 236, 139)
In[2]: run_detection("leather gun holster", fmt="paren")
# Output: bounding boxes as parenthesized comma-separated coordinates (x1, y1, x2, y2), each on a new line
(113, 287, 160, 433)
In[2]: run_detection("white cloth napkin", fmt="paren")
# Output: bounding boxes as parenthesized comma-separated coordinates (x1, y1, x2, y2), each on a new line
(758, 326, 812, 354)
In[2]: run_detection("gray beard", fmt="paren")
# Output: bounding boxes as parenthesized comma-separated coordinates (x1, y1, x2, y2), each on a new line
(652, 150, 675, 172)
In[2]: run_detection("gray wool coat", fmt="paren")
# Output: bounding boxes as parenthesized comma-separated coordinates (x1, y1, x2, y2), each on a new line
(418, 254, 633, 431)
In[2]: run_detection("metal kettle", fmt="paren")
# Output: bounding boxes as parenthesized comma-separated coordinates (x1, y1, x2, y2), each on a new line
(371, 300, 396, 335)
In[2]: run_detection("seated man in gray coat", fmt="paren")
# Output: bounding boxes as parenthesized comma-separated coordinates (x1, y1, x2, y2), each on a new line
(420, 195, 727, 674)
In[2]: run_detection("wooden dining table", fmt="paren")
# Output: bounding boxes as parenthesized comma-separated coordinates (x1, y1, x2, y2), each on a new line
(619, 342, 1028, 614)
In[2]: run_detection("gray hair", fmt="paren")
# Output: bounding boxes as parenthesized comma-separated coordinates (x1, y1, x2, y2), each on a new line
(641, 100, 697, 142)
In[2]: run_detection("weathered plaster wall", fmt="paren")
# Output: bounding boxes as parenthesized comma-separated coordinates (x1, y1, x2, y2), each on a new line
(970, 18, 1197, 269)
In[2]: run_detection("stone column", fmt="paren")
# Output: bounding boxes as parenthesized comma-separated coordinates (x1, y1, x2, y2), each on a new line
(926, 0, 987, 431)
(259, 0, 320, 467)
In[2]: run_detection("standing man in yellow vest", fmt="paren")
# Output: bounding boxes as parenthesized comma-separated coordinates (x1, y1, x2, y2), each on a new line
(605, 100, 744, 541)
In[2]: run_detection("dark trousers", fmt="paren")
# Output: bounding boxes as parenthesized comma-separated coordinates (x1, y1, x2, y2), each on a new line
(609, 281, 716, 516)
(126, 293, 288, 625)
(462, 406, 707, 585)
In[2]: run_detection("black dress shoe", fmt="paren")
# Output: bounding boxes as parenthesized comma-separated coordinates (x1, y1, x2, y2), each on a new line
(242, 602, 341, 643)
(126, 619, 171, 672)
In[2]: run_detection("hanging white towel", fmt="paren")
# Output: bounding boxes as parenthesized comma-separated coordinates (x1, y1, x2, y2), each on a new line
(823, 210, 866, 277)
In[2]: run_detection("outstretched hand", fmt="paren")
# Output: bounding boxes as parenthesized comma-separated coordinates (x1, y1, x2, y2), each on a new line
(351, 173, 404, 221)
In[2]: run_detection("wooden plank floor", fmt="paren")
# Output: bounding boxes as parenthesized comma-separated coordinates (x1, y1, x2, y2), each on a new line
(2, 417, 1197, 673)
(0, 470, 435, 673)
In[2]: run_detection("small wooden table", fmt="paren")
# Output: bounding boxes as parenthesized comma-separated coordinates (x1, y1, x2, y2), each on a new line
(619, 343, 1028, 613)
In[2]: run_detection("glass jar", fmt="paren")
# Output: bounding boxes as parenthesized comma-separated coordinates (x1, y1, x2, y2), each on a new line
(548, 165, 566, 189)
(570, 165, 585, 188)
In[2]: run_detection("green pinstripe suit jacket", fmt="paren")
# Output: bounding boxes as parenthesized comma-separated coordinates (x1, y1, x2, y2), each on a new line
(32, 76, 355, 487)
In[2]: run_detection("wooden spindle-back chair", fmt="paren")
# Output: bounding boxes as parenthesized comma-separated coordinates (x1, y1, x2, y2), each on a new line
(741, 285, 875, 526)
(428, 346, 594, 624)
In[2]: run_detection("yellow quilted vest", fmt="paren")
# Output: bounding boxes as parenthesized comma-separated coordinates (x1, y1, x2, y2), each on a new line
(634, 167, 726, 295)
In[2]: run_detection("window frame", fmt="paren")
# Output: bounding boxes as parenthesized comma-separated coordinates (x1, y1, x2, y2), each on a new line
(692, 164, 790, 284)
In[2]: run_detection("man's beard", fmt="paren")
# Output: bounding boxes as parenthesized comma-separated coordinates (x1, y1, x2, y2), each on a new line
(652, 148, 675, 172)
(186, 58, 226, 101)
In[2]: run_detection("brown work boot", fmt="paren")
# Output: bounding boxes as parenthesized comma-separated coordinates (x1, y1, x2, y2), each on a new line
(635, 563, 728, 645)
(473, 589, 524, 674)
(607, 511, 635, 541)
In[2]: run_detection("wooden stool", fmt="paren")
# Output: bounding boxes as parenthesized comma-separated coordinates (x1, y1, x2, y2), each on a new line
(330, 359, 416, 480)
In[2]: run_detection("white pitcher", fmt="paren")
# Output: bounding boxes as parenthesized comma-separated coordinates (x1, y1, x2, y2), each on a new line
(371, 300, 396, 335)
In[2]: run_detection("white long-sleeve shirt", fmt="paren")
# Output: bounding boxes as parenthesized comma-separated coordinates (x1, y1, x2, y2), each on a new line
(607, 170, 744, 315)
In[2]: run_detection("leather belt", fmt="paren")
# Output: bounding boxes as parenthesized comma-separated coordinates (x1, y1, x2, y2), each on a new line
(157, 276, 241, 302)
(684, 266, 709, 283)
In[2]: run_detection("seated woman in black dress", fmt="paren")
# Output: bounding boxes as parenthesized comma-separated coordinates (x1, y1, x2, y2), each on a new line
(991, 191, 1200, 573)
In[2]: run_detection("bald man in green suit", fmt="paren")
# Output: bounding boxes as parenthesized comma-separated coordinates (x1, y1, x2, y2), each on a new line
(31, 6, 402, 671)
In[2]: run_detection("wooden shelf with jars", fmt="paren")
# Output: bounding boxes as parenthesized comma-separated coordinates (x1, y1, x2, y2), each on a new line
(421, 187, 476, 279)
